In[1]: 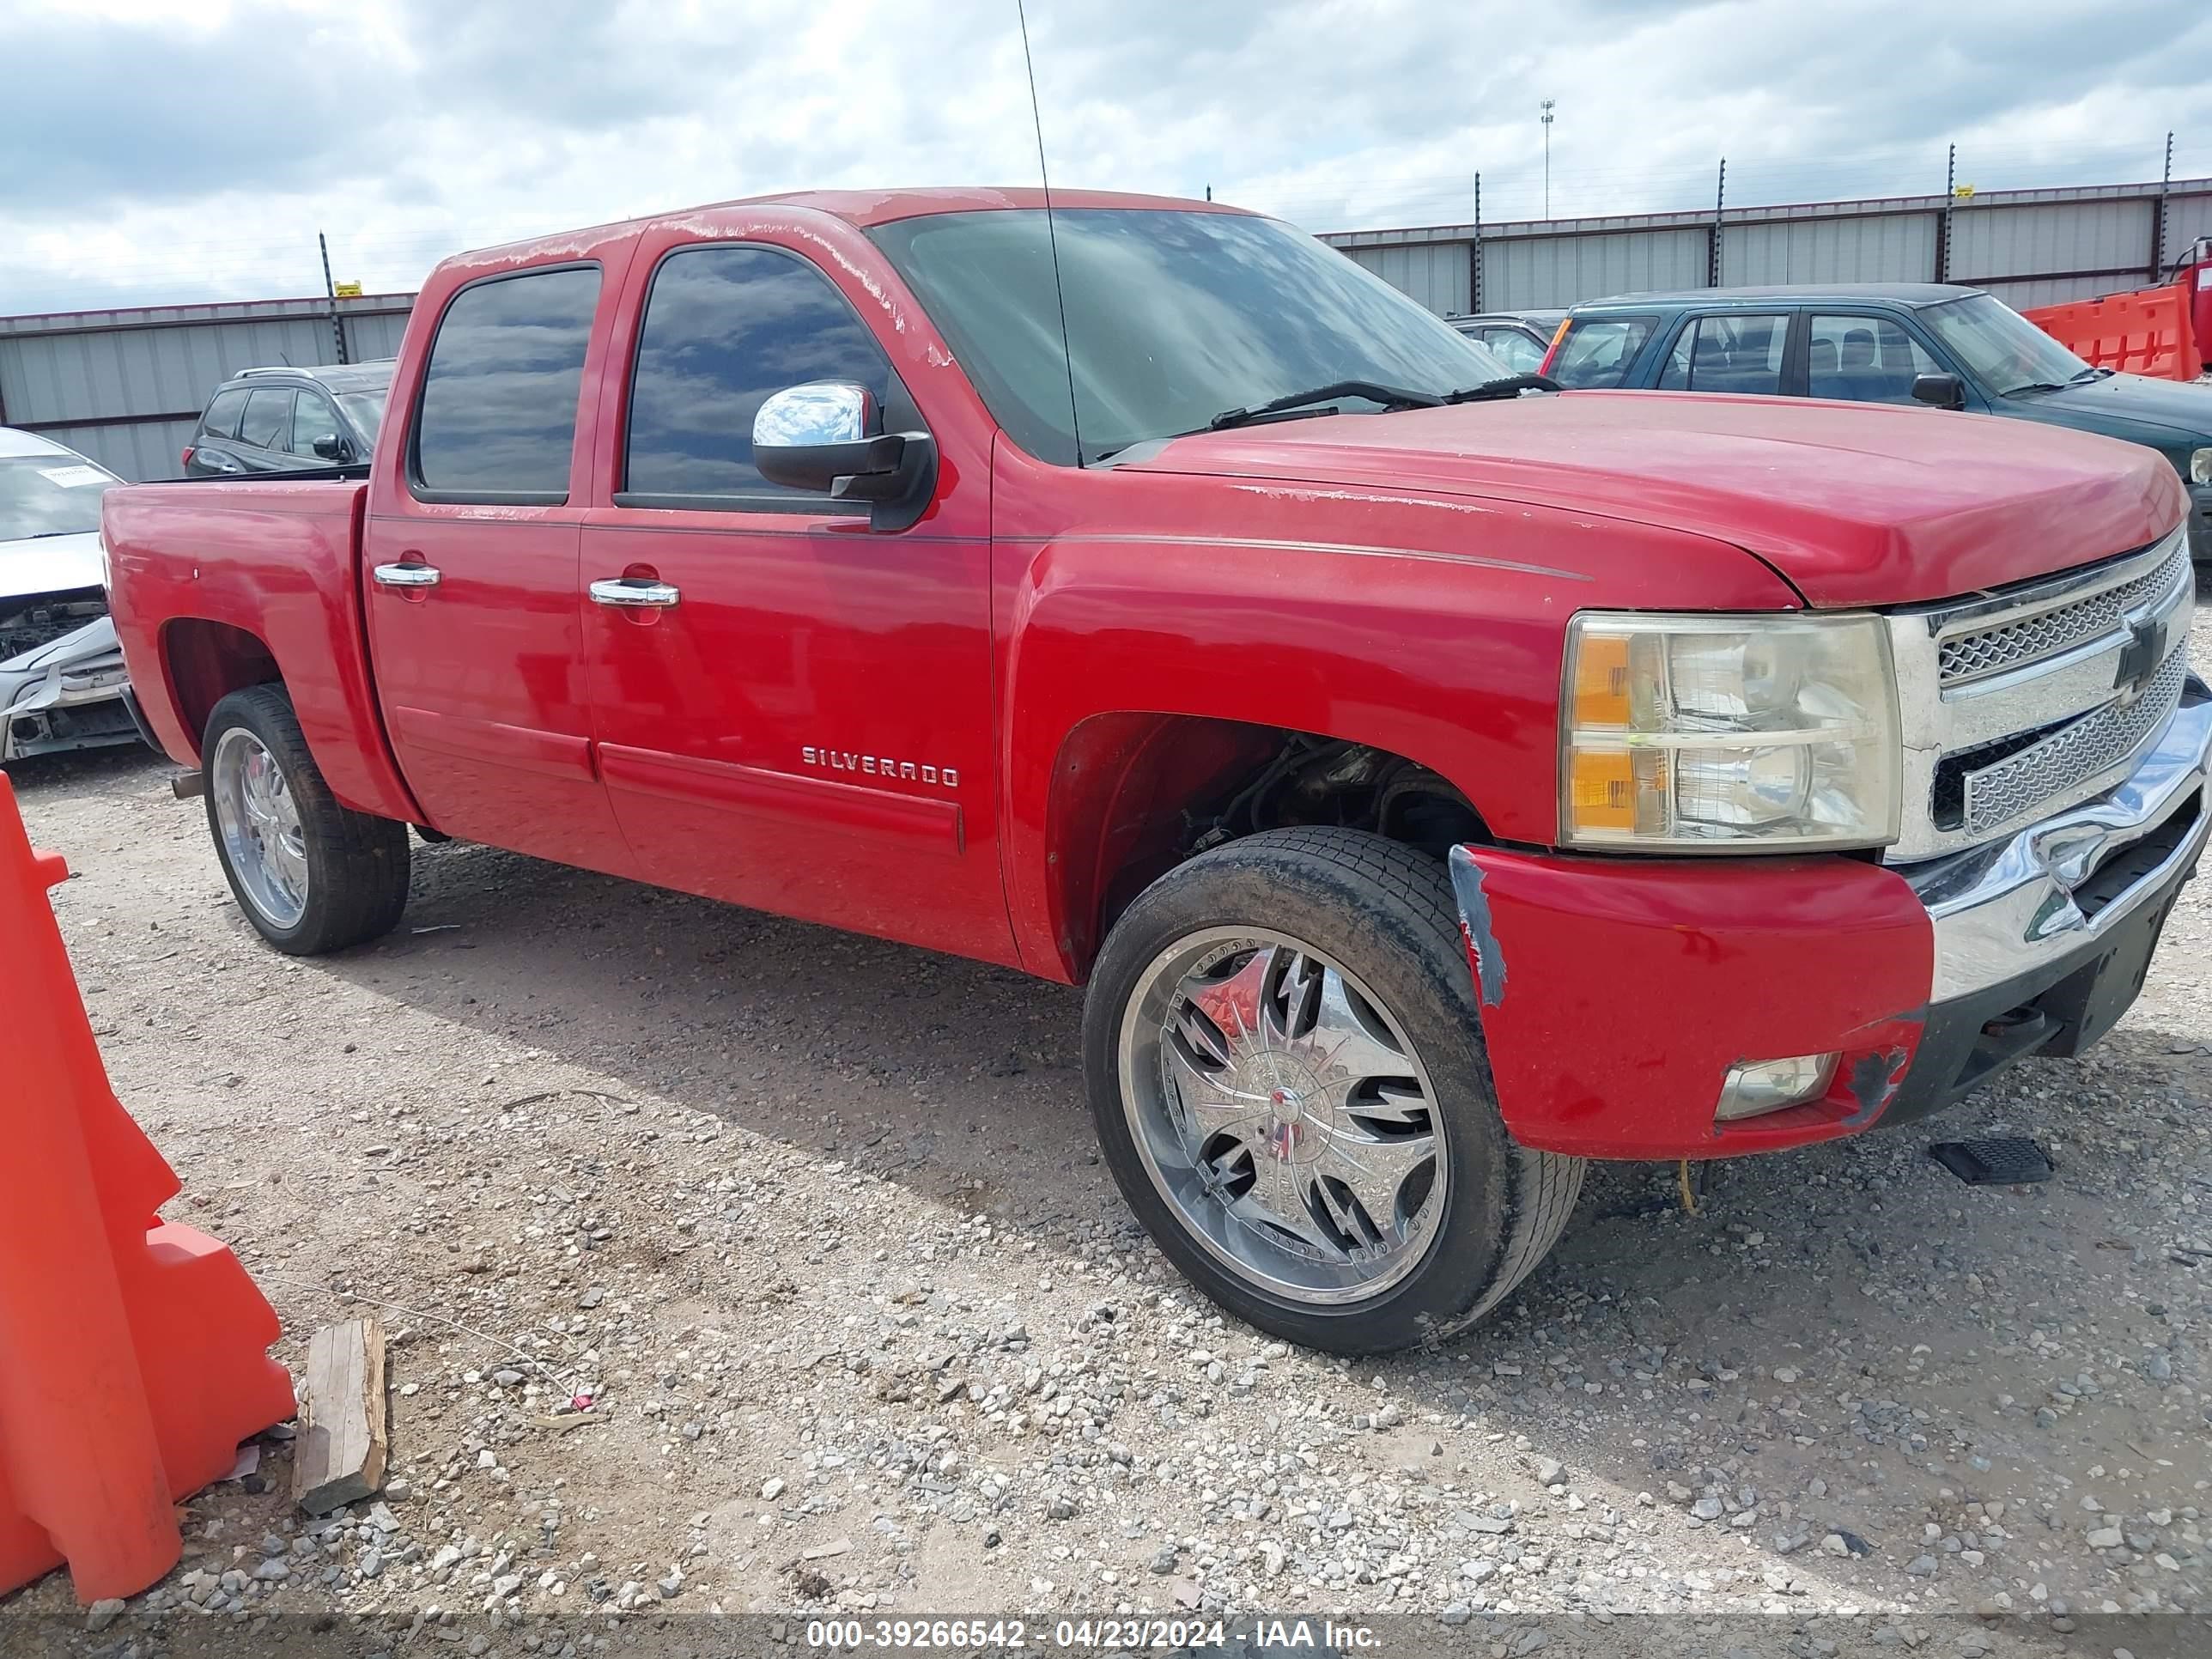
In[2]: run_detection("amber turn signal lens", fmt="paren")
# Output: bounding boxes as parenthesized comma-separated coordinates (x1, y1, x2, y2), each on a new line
(1568, 749, 1640, 832)
(1571, 634, 1632, 728)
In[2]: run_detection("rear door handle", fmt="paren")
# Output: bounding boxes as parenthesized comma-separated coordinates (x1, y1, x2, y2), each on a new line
(589, 577, 681, 608)
(373, 562, 441, 588)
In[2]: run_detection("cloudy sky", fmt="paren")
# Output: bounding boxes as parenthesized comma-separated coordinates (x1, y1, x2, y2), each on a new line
(3, 0, 2209, 314)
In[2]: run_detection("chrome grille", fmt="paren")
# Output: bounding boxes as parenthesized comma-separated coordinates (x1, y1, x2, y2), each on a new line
(1886, 526, 2195, 861)
(1960, 649, 2186, 836)
(1939, 541, 2190, 686)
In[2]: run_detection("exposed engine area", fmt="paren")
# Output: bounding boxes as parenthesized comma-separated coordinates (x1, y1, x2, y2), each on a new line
(0, 586, 108, 663)
(1187, 733, 1486, 860)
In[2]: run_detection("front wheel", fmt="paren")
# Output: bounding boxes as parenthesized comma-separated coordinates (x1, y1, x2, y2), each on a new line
(1083, 828, 1583, 1353)
(204, 684, 410, 954)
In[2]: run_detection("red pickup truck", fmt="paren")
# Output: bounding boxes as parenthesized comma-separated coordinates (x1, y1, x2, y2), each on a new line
(105, 189, 2209, 1353)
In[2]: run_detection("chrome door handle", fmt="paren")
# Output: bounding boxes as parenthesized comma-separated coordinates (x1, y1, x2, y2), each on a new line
(373, 562, 441, 588)
(590, 577, 681, 608)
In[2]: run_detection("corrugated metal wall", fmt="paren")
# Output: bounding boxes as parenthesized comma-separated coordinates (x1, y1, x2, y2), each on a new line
(1345, 243, 1471, 315)
(1327, 176, 2212, 319)
(1486, 228, 1709, 307)
(1949, 198, 2156, 309)
(2162, 191, 2212, 255)
(1726, 212, 1939, 286)
(0, 294, 414, 481)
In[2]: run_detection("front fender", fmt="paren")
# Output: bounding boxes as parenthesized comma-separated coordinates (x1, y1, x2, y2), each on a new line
(993, 497, 1801, 980)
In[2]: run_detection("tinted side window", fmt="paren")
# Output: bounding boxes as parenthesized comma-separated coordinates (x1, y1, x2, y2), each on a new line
(239, 387, 294, 449)
(289, 393, 343, 458)
(1657, 314, 1790, 395)
(414, 266, 600, 499)
(1808, 314, 1938, 404)
(1549, 319, 1655, 388)
(623, 245, 898, 503)
(200, 386, 250, 441)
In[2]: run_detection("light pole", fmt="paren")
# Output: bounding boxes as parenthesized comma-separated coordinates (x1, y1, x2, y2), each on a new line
(1540, 99, 1555, 218)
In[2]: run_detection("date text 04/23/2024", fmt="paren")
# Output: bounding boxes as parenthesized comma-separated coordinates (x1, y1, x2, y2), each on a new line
(802, 1617, 1382, 1650)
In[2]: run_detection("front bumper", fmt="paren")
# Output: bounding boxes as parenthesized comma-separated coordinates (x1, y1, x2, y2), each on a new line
(0, 624, 140, 762)
(1451, 678, 2212, 1160)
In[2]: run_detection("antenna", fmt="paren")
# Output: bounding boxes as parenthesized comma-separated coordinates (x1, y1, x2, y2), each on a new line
(1014, 0, 1084, 467)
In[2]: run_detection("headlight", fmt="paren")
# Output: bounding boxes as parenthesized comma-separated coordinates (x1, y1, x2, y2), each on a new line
(1561, 611, 1900, 850)
(2191, 447, 2212, 487)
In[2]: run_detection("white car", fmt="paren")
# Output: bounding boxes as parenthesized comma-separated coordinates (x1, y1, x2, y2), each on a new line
(0, 428, 143, 762)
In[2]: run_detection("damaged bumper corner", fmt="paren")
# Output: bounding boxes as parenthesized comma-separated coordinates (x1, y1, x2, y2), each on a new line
(0, 617, 142, 763)
(1447, 845, 1933, 1160)
(1449, 685, 2211, 1160)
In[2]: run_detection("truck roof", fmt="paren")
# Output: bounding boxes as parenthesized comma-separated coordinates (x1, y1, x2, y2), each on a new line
(0, 426, 77, 459)
(1573, 283, 1981, 312)
(461, 188, 1244, 266)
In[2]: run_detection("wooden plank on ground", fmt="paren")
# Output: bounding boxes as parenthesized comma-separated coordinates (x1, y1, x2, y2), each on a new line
(292, 1316, 387, 1514)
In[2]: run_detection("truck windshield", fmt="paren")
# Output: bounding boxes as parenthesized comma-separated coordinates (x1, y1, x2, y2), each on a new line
(1922, 293, 2093, 397)
(0, 455, 117, 540)
(870, 209, 1508, 465)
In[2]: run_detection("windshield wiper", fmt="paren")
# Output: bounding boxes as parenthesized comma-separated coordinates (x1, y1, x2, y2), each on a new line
(2067, 365, 2113, 384)
(1443, 373, 1560, 402)
(1208, 380, 1443, 432)
(19, 530, 90, 540)
(2004, 381, 2068, 395)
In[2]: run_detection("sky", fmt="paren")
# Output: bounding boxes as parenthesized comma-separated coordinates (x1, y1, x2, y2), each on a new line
(3, 0, 2209, 315)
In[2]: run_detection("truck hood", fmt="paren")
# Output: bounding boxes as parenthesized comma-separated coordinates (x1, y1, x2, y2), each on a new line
(0, 530, 105, 601)
(2014, 370, 2212, 447)
(1126, 392, 2187, 607)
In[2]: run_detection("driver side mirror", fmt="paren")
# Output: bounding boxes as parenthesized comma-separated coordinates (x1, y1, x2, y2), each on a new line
(1910, 373, 1966, 410)
(753, 380, 936, 532)
(312, 434, 350, 461)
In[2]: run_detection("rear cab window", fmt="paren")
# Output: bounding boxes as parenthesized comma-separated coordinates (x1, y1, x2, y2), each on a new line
(1658, 313, 1791, 395)
(198, 386, 250, 441)
(1548, 317, 1656, 388)
(238, 387, 294, 449)
(410, 264, 602, 503)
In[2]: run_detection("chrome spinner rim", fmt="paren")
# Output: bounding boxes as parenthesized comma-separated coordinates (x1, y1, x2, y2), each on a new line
(210, 726, 308, 929)
(1118, 927, 1449, 1306)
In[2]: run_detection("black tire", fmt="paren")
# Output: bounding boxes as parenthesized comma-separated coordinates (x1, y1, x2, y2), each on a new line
(202, 684, 410, 954)
(1083, 828, 1583, 1353)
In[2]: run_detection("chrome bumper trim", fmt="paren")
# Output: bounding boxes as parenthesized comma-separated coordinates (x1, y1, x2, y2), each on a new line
(1907, 682, 2212, 1003)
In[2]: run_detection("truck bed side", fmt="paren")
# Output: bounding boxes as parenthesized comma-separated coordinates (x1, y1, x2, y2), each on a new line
(103, 478, 422, 823)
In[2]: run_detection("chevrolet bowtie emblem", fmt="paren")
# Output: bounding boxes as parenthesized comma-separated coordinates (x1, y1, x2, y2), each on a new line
(2113, 610, 2171, 697)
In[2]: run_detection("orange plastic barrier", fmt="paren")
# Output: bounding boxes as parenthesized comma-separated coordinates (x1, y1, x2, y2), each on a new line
(0, 774, 294, 1606)
(2024, 283, 2205, 382)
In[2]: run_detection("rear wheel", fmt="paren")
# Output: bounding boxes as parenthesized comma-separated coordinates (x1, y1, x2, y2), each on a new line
(1084, 828, 1583, 1353)
(204, 684, 410, 954)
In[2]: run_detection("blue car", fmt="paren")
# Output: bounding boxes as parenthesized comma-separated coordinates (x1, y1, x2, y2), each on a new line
(1543, 284, 2212, 560)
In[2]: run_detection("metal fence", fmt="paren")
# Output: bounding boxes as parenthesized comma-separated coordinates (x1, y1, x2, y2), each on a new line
(7, 169, 2212, 481)
(0, 294, 413, 481)
(1325, 174, 2212, 319)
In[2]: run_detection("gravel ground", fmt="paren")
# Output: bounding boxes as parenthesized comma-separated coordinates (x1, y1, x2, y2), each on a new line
(2, 629, 2209, 1658)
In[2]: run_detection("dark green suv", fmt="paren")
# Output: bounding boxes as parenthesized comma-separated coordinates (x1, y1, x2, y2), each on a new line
(1543, 284, 2212, 561)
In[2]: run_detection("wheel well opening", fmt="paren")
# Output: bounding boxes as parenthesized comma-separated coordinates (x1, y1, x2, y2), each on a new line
(162, 618, 281, 757)
(1046, 715, 1487, 979)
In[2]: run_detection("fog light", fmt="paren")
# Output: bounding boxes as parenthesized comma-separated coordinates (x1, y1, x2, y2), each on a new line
(1715, 1053, 1838, 1121)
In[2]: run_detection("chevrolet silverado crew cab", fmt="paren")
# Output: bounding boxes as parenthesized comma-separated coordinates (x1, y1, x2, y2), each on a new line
(103, 189, 2209, 1354)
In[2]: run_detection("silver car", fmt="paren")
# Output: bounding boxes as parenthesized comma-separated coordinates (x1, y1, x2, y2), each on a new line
(0, 428, 142, 762)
